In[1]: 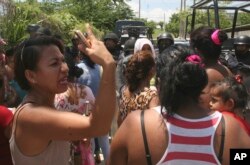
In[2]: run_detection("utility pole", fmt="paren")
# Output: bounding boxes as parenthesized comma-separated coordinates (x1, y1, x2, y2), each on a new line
(139, 0, 141, 18)
(164, 12, 166, 26)
(179, 0, 186, 38)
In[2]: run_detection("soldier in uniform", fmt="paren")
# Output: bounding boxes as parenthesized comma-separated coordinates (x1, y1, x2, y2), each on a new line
(157, 32, 174, 54)
(103, 32, 122, 62)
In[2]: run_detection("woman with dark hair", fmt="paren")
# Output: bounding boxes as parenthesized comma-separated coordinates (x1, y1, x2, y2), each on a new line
(108, 47, 250, 165)
(117, 50, 159, 127)
(10, 25, 116, 165)
(190, 26, 233, 109)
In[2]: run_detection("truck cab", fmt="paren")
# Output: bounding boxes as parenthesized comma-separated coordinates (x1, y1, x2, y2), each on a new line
(114, 20, 149, 45)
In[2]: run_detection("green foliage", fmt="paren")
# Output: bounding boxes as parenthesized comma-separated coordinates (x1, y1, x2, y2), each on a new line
(158, 21, 164, 30)
(238, 12, 250, 25)
(42, 12, 80, 43)
(0, 0, 133, 46)
(0, 1, 42, 46)
(145, 20, 157, 39)
(165, 13, 182, 37)
(165, 9, 232, 38)
(61, 0, 133, 32)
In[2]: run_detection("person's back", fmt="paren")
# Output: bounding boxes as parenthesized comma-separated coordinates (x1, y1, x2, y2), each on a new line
(117, 51, 159, 126)
(109, 109, 250, 165)
(77, 55, 101, 97)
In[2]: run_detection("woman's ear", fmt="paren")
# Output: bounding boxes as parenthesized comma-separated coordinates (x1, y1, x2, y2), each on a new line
(225, 98, 235, 111)
(25, 70, 37, 84)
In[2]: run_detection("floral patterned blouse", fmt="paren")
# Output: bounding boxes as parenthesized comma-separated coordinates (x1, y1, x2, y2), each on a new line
(54, 83, 95, 115)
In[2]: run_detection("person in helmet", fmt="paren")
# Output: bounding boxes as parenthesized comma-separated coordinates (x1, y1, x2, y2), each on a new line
(123, 37, 137, 57)
(234, 35, 250, 65)
(157, 32, 174, 54)
(116, 37, 137, 91)
(103, 32, 122, 61)
(26, 24, 40, 39)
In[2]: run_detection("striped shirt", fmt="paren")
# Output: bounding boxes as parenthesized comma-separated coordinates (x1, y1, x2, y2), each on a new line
(154, 107, 222, 165)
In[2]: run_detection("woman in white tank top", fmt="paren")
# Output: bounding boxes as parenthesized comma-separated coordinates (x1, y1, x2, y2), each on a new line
(10, 25, 116, 165)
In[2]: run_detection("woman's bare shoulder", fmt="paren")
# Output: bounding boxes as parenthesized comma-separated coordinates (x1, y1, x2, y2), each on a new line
(113, 108, 167, 164)
(223, 113, 250, 146)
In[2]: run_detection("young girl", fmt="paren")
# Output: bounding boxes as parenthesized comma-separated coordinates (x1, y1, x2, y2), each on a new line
(209, 75, 250, 135)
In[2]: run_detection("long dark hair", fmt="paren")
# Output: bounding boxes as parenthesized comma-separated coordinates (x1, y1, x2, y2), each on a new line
(159, 49, 208, 115)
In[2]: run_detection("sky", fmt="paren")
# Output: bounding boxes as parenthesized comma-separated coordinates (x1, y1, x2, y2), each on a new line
(126, 0, 194, 23)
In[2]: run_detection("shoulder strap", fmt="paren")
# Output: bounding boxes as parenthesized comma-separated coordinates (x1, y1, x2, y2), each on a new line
(218, 115, 225, 163)
(11, 104, 27, 136)
(11, 102, 35, 136)
(140, 110, 152, 165)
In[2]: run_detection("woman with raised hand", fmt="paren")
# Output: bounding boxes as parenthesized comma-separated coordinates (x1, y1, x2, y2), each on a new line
(10, 25, 116, 165)
(108, 47, 250, 165)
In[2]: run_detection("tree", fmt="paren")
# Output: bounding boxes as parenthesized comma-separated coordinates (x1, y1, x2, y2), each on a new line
(0, 1, 43, 46)
(145, 20, 157, 40)
(61, 0, 133, 32)
(0, 0, 134, 46)
(158, 21, 164, 30)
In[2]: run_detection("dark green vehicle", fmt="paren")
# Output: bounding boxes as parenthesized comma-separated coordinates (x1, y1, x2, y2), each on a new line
(114, 20, 149, 45)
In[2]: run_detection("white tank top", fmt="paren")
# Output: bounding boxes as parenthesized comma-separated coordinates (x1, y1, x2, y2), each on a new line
(9, 103, 71, 165)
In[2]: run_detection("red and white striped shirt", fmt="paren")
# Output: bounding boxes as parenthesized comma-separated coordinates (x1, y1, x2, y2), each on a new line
(154, 107, 222, 165)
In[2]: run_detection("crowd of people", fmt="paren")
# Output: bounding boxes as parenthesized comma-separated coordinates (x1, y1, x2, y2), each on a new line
(0, 23, 250, 165)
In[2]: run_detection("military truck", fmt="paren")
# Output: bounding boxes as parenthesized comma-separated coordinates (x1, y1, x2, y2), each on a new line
(114, 20, 149, 45)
